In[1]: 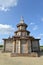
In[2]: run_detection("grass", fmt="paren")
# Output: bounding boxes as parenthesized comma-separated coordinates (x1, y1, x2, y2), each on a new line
(0, 45, 3, 47)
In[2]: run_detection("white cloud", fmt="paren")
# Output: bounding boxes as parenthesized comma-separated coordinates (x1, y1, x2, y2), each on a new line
(0, 6, 9, 12)
(39, 34, 43, 37)
(0, 24, 15, 34)
(33, 25, 38, 31)
(29, 22, 38, 31)
(36, 33, 43, 38)
(30, 22, 35, 25)
(0, 40, 3, 45)
(41, 18, 43, 22)
(0, 24, 15, 45)
(0, 0, 18, 11)
(36, 37, 40, 38)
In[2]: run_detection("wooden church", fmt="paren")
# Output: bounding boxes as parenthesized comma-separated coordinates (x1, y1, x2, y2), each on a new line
(3, 17, 40, 56)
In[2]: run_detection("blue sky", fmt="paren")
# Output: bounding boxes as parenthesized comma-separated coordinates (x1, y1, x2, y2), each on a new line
(0, 0, 43, 45)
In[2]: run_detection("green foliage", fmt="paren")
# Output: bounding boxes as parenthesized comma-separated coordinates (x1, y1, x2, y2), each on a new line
(40, 46, 43, 51)
(40, 46, 43, 49)
(0, 45, 3, 47)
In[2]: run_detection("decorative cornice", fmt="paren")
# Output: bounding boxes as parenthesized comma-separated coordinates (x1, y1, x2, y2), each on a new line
(17, 23, 28, 28)
(14, 30, 30, 33)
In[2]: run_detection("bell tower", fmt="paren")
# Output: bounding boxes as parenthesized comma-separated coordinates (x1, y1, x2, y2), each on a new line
(15, 16, 30, 36)
(17, 16, 28, 30)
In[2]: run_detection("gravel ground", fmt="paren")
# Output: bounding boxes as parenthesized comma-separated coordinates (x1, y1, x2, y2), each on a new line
(0, 51, 43, 65)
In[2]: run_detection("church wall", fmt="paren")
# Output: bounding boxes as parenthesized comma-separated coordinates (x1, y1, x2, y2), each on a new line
(5, 40, 13, 52)
(16, 40, 20, 53)
(32, 40, 39, 52)
(21, 40, 29, 53)
(19, 26, 26, 30)
(17, 32, 21, 36)
(28, 40, 31, 53)
(21, 32, 26, 36)
(17, 31, 27, 36)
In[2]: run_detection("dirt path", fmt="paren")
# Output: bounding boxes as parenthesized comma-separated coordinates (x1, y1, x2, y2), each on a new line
(0, 52, 43, 65)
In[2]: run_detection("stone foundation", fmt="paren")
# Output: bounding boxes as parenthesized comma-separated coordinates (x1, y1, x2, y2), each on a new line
(11, 52, 39, 57)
